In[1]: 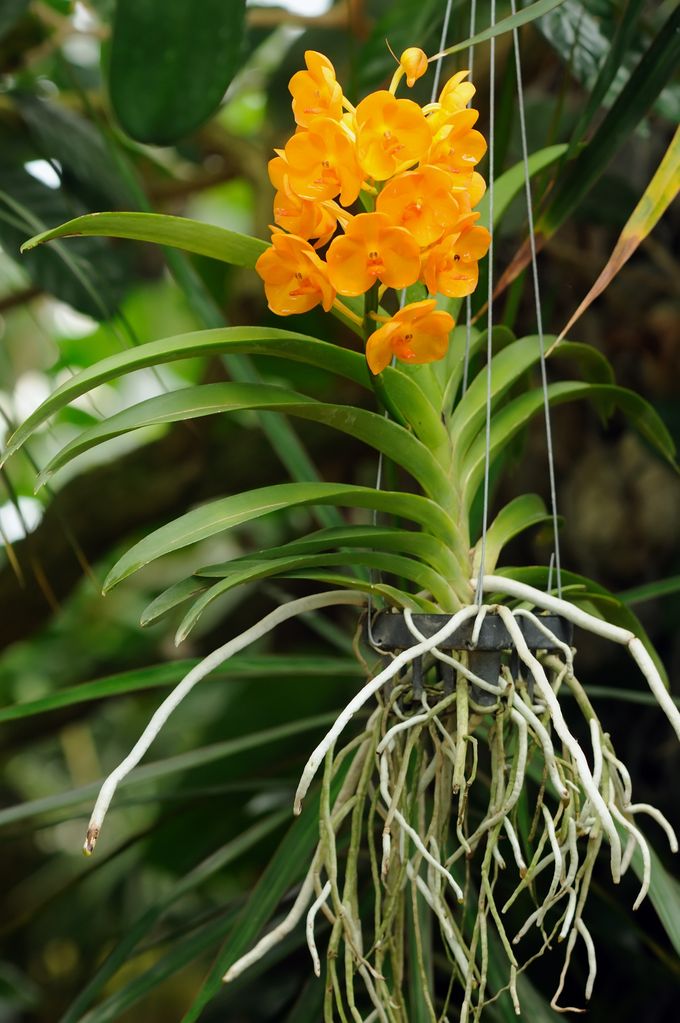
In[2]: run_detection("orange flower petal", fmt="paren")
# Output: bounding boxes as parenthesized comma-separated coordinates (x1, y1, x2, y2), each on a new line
(355, 91, 431, 180)
(376, 165, 462, 247)
(366, 299, 454, 373)
(256, 234, 335, 315)
(289, 50, 344, 127)
(326, 212, 421, 296)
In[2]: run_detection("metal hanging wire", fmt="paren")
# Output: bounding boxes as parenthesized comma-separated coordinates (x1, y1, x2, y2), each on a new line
(509, 0, 563, 597)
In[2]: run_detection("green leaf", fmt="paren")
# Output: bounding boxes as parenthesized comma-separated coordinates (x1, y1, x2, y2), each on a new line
(476, 144, 569, 230)
(619, 575, 680, 607)
(0, 171, 130, 319)
(109, 0, 247, 144)
(140, 577, 211, 627)
(0, 713, 340, 829)
(475, 494, 551, 574)
(62, 812, 286, 1023)
(102, 481, 459, 591)
(176, 550, 454, 641)
(21, 211, 267, 269)
(462, 380, 676, 510)
(198, 525, 462, 580)
(179, 773, 339, 1022)
(436, 0, 568, 59)
(629, 834, 680, 957)
(538, 4, 680, 236)
(1, 327, 445, 461)
(35, 382, 453, 505)
(0, 655, 361, 724)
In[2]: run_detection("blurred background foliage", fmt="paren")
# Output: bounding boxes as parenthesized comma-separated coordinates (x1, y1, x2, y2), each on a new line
(0, 0, 678, 1020)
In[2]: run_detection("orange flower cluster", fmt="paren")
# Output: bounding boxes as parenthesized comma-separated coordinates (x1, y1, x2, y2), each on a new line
(255, 48, 491, 374)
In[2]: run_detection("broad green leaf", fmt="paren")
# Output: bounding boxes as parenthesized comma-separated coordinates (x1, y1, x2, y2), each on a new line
(176, 550, 454, 641)
(1, 327, 445, 461)
(0, 656, 361, 724)
(476, 144, 569, 230)
(103, 482, 460, 591)
(35, 382, 453, 505)
(449, 336, 612, 463)
(474, 494, 551, 574)
(462, 380, 675, 509)
(21, 211, 266, 269)
(62, 812, 286, 1023)
(109, 0, 247, 144)
(435, 0, 568, 59)
(198, 525, 463, 581)
(558, 126, 680, 339)
(0, 713, 340, 829)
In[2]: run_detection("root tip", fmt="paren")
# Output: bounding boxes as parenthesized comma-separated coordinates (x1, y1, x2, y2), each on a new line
(83, 827, 99, 855)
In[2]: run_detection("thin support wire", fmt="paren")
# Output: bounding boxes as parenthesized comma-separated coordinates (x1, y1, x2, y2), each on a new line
(462, 0, 478, 395)
(510, 0, 563, 597)
(474, 0, 496, 607)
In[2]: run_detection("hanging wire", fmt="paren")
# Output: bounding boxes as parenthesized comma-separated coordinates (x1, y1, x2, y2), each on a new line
(510, 0, 563, 597)
(474, 0, 496, 608)
(461, 0, 478, 396)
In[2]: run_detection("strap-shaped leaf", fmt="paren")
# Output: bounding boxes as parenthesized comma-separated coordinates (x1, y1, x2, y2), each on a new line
(277, 571, 438, 611)
(176, 550, 455, 642)
(476, 144, 569, 230)
(198, 524, 465, 584)
(473, 494, 551, 575)
(451, 336, 617, 461)
(21, 211, 267, 268)
(140, 577, 211, 627)
(462, 380, 676, 510)
(35, 382, 453, 505)
(103, 482, 461, 591)
(1, 328, 446, 462)
(0, 655, 361, 723)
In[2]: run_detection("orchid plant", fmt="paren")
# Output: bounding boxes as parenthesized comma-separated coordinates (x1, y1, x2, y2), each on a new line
(7, 35, 679, 1023)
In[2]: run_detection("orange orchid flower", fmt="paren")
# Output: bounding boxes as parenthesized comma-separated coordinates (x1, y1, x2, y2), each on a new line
(283, 117, 363, 207)
(366, 299, 454, 374)
(376, 164, 463, 248)
(289, 50, 344, 127)
(421, 220, 491, 298)
(355, 91, 431, 180)
(439, 70, 476, 112)
(255, 232, 335, 315)
(399, 47, 428, 87)
(326, 212, 421, 296)
(273, 189, 337, 245)
(428, 108, 488, 176)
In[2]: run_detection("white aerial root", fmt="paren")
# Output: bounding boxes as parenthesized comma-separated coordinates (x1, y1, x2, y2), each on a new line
(625, 803, 678, 852)
(293, 604, 480, 815)
(379, 752, 464, 902)
(576, 919, 597, 1000)
(609, 802, 651, 910)
(306, 881, 332, 976)
(406, 861, 471, 978)
(477, 575, 680, 742)
(496, 606, 623, 882)
(83, 589, 364, 854)
(225, 856, 318, 982)
(502, 818, 527, 876)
